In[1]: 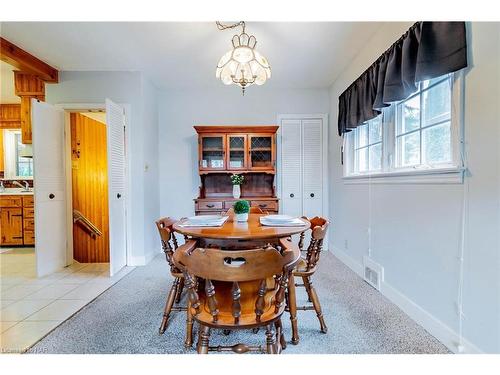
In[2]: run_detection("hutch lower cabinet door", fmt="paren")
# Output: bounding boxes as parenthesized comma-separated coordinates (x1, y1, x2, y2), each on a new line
(280, 117, 325, 219)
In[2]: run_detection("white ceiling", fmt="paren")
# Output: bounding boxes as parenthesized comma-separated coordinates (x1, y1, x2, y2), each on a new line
(0, 22, 383, 90)
(1, 61, 21, 103)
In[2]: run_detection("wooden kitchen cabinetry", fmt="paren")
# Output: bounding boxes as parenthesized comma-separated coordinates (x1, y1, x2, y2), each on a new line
(194, 126, 279, 215)
(0, 194, 35, 246)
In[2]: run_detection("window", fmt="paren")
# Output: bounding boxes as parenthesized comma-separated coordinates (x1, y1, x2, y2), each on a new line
(344, 73, 462, 183)
(353, 115, 383, 174)
(396, 76, 452, 168)
(2, 129, 33, 179)
(15, 133, 33, 177)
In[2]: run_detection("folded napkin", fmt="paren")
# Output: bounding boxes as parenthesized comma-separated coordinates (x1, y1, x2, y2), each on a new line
(260, 217, 307, 227)
(179, 216, 229, 227)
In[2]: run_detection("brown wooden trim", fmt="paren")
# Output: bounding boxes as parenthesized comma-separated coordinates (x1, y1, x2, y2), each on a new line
(1, 37, 58, 83)
(194, 125, 278, 134)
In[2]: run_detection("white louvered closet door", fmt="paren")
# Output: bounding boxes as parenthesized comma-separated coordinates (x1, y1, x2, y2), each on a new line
(106, 99, 127, 276)
(281, 119, 303, 217)
(302, 119, 323, 218)
(32, 100, 67, 277)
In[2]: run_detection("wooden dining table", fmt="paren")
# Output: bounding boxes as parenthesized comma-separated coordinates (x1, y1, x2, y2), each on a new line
(173, 213, 310, 243)
(173, 213, 310, 344)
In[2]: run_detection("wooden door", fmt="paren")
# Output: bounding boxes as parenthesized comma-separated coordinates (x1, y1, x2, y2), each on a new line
(106, 99, 127, 276)
(71, 113, 109, 263)
(226, 134, 247, 170)
(0, 207, 23, 245)
(248, 134, 275, 171)
(280, 120, 302, 217)
(199, 134, 226, 171)
(32, 100, 67, 277)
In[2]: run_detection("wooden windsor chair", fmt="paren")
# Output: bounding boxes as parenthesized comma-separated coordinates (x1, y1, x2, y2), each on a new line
(155, 217, 192, 345)
(174, 237, 300, 354)
(287, 216, 330, 344)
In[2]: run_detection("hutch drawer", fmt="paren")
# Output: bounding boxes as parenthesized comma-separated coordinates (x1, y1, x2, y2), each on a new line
(197, 200, 224, 211)
(251, 200, 278, 211)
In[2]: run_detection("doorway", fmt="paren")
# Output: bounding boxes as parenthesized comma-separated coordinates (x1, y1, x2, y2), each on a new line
(70, 112, 110, 263)
(26, 99, 128, 277)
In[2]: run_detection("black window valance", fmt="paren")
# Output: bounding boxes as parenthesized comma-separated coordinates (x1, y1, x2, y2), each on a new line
(338, 22, 467, 136)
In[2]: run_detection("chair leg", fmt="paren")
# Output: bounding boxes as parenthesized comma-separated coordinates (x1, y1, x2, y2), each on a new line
(184, 300, 194, 348)
(159, 277, 180, 334)
(175, 278, 184, 303)
(275, 318, 286, 351)
(287, 276, 300, 345)
(197, 326, 210, 354)
(303, 276, 328, 333)
(265, 324, 277, 354)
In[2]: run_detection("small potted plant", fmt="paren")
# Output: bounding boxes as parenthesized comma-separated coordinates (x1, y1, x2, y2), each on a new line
(233, 200, 250, 222)
(230, 174, 244, 199)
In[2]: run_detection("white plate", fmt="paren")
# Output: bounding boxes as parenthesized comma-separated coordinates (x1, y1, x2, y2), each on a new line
(187, 215, 222, 222)
(264, 214, 296, 223)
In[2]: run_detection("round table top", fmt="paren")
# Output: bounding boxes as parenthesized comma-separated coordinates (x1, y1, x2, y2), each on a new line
(173, 214, 310, 240)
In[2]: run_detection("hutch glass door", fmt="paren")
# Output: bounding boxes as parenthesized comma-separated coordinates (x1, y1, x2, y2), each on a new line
(249, 135, 274, 170)
(200, 135, 225, 170)
(227, 135, 247, 170)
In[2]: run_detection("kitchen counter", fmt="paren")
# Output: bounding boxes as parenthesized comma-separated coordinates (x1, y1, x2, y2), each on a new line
(0, 188, 34, 196)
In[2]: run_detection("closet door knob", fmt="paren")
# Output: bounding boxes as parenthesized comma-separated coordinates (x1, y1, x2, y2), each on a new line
(49, 193, 55, 199)
(310, 193, 315, 198)
(289, 193, 294, 198)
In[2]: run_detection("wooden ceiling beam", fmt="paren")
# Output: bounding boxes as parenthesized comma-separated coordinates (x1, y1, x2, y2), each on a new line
(1, 37, 58, 83)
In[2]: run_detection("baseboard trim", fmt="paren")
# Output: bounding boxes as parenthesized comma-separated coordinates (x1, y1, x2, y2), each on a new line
(331, 245, 483, 354)
(128, 248, 161, 267)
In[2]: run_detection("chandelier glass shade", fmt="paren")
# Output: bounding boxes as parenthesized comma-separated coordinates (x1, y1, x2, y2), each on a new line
(216, 25, 271, 94)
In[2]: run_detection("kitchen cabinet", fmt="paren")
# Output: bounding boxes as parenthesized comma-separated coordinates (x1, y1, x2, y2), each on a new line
(0, 194, 35, 246)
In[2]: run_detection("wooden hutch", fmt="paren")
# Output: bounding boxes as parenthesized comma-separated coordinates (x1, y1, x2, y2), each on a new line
(194, 125, 279, 215)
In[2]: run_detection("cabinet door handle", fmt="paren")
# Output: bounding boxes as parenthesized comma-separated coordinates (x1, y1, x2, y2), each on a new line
(49, 193, 55, 199)
(310, 193, 315, 198)
(206, 204, 215, 208)
(289, 193, 294, 198)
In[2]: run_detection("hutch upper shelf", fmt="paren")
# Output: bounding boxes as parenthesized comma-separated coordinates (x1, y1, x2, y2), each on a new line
(194, 126, 278, 174)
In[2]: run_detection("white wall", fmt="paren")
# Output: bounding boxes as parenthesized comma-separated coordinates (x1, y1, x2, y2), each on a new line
(158, 87, 330, 219)
(141, 76, 160, 262)
(46, 71, 160, 265)
(328, 22, 500, 353)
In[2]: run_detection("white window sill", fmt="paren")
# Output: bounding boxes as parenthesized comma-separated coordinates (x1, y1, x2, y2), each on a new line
(343, 167, 465, 184)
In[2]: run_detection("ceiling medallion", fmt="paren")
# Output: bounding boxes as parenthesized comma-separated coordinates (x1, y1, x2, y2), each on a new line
(215, 21, 271, 95)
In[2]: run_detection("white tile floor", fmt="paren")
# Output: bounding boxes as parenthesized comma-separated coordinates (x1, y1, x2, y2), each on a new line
(0, 247, 134, 353)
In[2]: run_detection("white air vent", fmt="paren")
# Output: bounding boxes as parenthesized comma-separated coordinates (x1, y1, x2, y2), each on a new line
(363, 255, 384, 291)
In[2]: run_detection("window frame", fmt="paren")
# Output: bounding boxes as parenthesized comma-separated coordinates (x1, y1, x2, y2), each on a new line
(343, 72, 464, 184)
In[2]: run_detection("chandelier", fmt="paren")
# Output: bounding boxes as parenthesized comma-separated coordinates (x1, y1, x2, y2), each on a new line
(215, 21, 271, 95)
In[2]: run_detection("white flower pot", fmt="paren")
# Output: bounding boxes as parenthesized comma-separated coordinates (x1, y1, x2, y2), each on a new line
(235, 212, 248, 222)
(232, 184, 241, 199)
